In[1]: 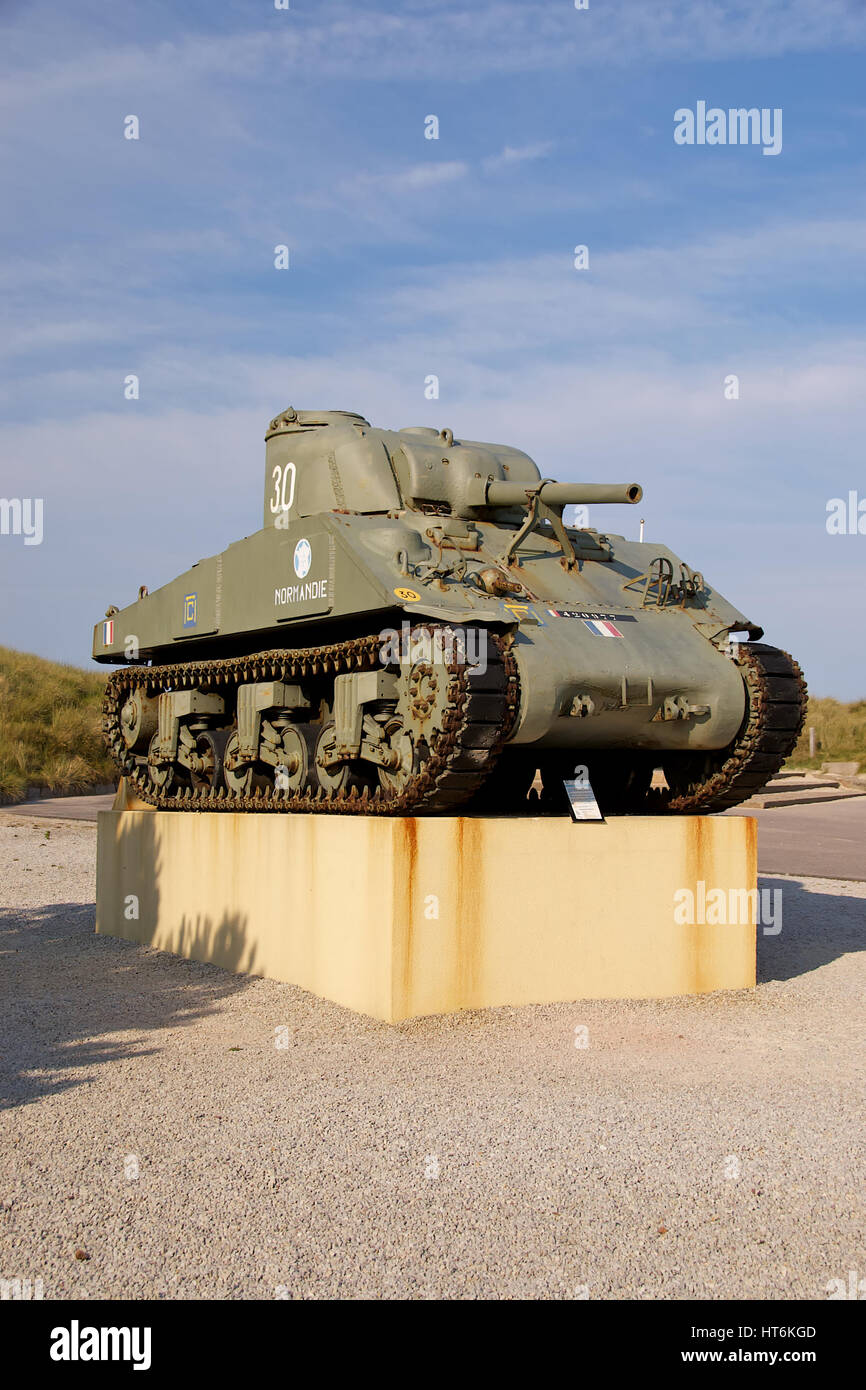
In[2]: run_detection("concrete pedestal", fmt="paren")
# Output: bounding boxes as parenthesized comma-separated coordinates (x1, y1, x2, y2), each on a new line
(96, 811, 756, 1028)
(95, 810, 756, 1022)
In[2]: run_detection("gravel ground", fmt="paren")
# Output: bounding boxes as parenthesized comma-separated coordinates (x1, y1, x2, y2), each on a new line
(1, 811, 864, 1301)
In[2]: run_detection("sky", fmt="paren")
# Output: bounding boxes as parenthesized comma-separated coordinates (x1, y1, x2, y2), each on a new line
(1, 0, 865, 696)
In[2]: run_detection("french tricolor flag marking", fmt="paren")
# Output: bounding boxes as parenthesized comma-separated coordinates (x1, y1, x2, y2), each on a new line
(103, 619, 114, 646)
(583, 618, 624, 638)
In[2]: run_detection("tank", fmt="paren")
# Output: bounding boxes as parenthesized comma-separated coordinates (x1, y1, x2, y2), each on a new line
(94, 407, 806, 814)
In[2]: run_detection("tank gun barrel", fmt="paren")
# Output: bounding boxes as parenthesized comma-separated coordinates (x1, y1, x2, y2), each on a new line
(484, 480, 643, 509)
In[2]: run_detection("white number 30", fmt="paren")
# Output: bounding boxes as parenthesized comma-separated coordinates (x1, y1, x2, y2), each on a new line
(270, 462, 296, 514)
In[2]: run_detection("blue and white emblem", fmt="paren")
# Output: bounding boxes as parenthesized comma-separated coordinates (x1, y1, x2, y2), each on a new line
(293, 537, 312, 579)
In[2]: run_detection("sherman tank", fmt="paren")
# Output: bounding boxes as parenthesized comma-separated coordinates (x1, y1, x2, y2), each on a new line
(94, 407, 806, 815)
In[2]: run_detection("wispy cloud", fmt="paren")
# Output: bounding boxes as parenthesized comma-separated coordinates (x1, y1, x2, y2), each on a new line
(2, 2, 866, 99)
(483, 142, 554, 173)
(3, 209, 866, 414)
(382, 214, 866, 360)
(342, 161, 470, 194)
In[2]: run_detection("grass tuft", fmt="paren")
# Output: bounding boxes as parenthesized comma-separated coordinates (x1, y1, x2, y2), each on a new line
(0, 647, 115, 803)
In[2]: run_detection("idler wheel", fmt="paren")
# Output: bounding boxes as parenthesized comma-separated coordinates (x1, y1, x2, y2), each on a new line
(120, 691, 158, 752)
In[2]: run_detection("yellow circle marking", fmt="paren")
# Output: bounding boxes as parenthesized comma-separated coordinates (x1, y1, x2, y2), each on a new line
(394, 587, 421, 602)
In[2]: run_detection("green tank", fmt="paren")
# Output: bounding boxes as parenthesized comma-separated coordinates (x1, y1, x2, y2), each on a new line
(95, 406, 806, 814)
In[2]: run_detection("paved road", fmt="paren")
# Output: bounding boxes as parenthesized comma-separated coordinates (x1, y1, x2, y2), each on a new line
(6, 791, 866, 880)
(4, 793, 116, 821)
(725, 798, 866, 882)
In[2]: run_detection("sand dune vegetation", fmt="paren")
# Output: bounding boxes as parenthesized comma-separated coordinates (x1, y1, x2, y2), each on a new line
(0, 647, 115, 804)
(790, 696, 866, 770)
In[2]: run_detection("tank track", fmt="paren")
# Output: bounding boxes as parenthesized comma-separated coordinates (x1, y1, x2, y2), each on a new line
(659, 642, 808, 813)
(103, 626, 518, 814)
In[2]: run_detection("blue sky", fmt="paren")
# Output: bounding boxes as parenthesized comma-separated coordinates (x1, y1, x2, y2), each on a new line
(2, 0, 865, 695)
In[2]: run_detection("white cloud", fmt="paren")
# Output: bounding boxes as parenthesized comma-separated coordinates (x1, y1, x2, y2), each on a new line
(342, 161, 470, 195)
(483, 142, 554, 173)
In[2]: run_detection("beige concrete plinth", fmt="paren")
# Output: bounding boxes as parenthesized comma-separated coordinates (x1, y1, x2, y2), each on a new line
(95, 811, 756, 1022)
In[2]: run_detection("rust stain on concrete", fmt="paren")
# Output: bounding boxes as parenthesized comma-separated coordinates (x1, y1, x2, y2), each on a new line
(394, 817, 418, 1012)
(455, 817, 483, 1006)
(744, 815, 757, 881)
(686, 816, 709, 995)
(744, 815, 758, 987)
(682, 815, 756, 994)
